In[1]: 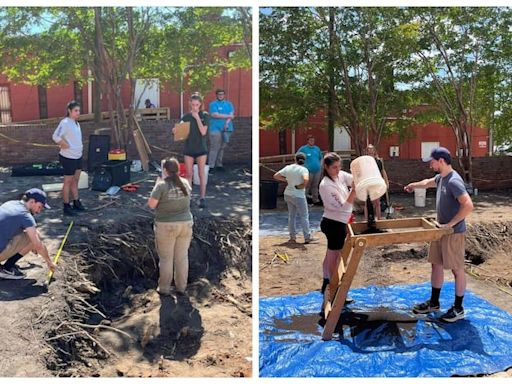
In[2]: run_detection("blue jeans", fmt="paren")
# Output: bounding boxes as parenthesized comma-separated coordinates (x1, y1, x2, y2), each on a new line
(284, 194, 311, 240)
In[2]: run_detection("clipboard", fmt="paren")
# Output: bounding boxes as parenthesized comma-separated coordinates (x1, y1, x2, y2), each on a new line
(174, 122, 190, 141)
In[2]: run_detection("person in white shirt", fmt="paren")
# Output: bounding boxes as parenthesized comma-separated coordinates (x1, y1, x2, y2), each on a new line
(52, 101, 85, 216)
(319, 152, 356, 295)
(273, 153, 317, 244)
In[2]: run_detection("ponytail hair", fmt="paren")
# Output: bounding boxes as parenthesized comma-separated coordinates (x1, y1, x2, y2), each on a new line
(295, 152, 306, 166)
(321, 152, 341, 182)
(162, 157, 189, 196)
(66, 100, 80, 117)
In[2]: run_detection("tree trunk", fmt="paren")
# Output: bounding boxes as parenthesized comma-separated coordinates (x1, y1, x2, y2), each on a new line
(327, 7, 336, 152)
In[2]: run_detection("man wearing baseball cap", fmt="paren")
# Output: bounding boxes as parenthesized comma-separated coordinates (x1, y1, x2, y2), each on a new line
(0, 189, 57, 279)
(404, 147, 473, 322)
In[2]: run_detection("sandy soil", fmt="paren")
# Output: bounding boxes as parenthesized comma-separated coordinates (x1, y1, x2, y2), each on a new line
(260, 190, 512, 377)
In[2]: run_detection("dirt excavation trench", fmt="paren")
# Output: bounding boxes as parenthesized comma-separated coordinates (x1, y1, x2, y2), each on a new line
(41, 217, 252, 377)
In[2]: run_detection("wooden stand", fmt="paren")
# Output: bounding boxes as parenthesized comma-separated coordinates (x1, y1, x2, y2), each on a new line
(321, 217, 453, 341)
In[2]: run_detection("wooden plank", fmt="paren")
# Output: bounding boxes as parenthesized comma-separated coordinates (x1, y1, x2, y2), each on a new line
(133, 117, 152, 156)
(349, 218, 425, 233)
(350, 228, 453, 247)
(329, 240, 353, 302)
(133, 129, 150, 171)
(322, 238, 367, 341)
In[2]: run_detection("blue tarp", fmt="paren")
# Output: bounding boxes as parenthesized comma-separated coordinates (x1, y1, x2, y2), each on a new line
(260, 282, 512, 377)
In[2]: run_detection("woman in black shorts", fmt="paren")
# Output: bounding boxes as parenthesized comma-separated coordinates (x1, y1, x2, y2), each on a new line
(175, 94, 210, 208)
(318, 153, 356, 294)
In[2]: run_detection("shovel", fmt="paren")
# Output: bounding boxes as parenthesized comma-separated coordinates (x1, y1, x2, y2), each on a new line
(385, 191, 394, 219)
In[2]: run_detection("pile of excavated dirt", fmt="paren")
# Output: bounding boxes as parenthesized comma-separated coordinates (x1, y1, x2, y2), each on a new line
(40, 216, 252, 377)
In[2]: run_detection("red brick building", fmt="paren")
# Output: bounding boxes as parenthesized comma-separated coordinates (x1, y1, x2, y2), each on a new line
(0, 46, 251, 123)
(260, 109, 490, 159)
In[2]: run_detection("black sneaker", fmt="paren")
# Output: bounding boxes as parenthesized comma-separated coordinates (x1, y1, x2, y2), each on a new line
(0, 265, 26, 280)
(439, 306, 465, 323)
(73, 199, 86, 211)
(217, 166, 225, 172)
(63, 204, 77, 216)
(412, 299, 440, 314)
(198, 198, 206, 208)
(208, 168, 215, 176)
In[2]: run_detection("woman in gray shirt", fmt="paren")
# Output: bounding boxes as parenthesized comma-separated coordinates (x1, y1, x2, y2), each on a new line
(148, 157, 193, 296)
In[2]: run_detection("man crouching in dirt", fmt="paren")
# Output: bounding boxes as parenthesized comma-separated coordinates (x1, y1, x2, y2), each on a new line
(404, 147, 473, 322)
(0, 189, 57, 279)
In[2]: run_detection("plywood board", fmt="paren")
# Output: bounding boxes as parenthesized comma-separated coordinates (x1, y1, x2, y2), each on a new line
(173, 122, 190, 141)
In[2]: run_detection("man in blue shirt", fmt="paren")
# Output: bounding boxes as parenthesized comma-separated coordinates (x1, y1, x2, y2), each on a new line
(297, 135, 323, 204)
(404, 147, 473, 322)
(208, 89, 234, 173)
(0, 188, 56, 279)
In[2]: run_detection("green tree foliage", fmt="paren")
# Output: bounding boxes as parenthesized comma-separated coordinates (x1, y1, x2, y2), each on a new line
(0, 7, 251, 147)
(260, 7, 512, 182)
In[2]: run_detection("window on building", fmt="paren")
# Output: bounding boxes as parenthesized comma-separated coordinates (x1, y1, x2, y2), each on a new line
(389, 145, 399, 158)
(38, 85, 48, 119)
(73, 81, 83, 108)
(0, 85, 13, 123)
(421, 142, 440, 160)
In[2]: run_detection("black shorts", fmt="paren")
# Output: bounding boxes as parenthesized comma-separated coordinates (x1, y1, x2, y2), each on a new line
(59, 154, 83, 176)
(320, 217, 347, 250)
(184, 151, 208, 159)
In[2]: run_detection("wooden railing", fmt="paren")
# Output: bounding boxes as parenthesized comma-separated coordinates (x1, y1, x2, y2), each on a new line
(10, 107, 170, 125)
(260, 149, 356, 165)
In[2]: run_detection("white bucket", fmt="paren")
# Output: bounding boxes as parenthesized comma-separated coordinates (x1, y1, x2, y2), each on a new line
(78, 172, 88, 189)
(193, 164, 209, 186)
(350, 156, 387, 201)
(414, 188, 426, 207)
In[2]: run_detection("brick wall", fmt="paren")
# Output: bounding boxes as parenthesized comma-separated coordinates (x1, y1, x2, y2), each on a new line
(0, 117, 252, 167)
(385, 157, 512, 192)
(260, 156, 512, 193)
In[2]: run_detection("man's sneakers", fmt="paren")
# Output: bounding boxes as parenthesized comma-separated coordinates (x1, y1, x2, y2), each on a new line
(198, 198, 207, 209)
(413, 300, 465, 322)
(439, 306, 465, 323)
(304, 236, 319, 244)
(412, 300, 440, 314)
(0, 265, 26, 280)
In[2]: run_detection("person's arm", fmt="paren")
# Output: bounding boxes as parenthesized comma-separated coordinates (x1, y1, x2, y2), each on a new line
(193, 112, 208, 136)
(52, 122, 70, 149)
(440, 193, 473, 228)
(296, 170, 309, 189)
(404, 176, 437, 192)
(273, 172, 287, 183)
(322, 183, 355, 210)
(148, 179, 162, 209)
(25, 227, 56, 272)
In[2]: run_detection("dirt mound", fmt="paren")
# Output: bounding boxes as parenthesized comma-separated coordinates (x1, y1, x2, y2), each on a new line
(41, 216, 252, 377)
(465, 221, 512, 265)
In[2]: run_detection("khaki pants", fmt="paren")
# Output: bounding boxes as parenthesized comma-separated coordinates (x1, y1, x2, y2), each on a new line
(428, 232, 465, 270)
(154, 221, 193, 293)
(0, 233, 31, 262)
(208, 131, 227, 168)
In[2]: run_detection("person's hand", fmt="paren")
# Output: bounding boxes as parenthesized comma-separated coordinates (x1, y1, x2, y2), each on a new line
(172, 126, 176, 134)
(47, 260, 57, 273)
(438, 223, 452, 229)
(404, 184, 414, 193)
(351, 180, 355, 190)
(191, 111, 200, 120)
(224, 123, 228, 131)
(60, 141, 70, 149)
(295, 183, 305, 190)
